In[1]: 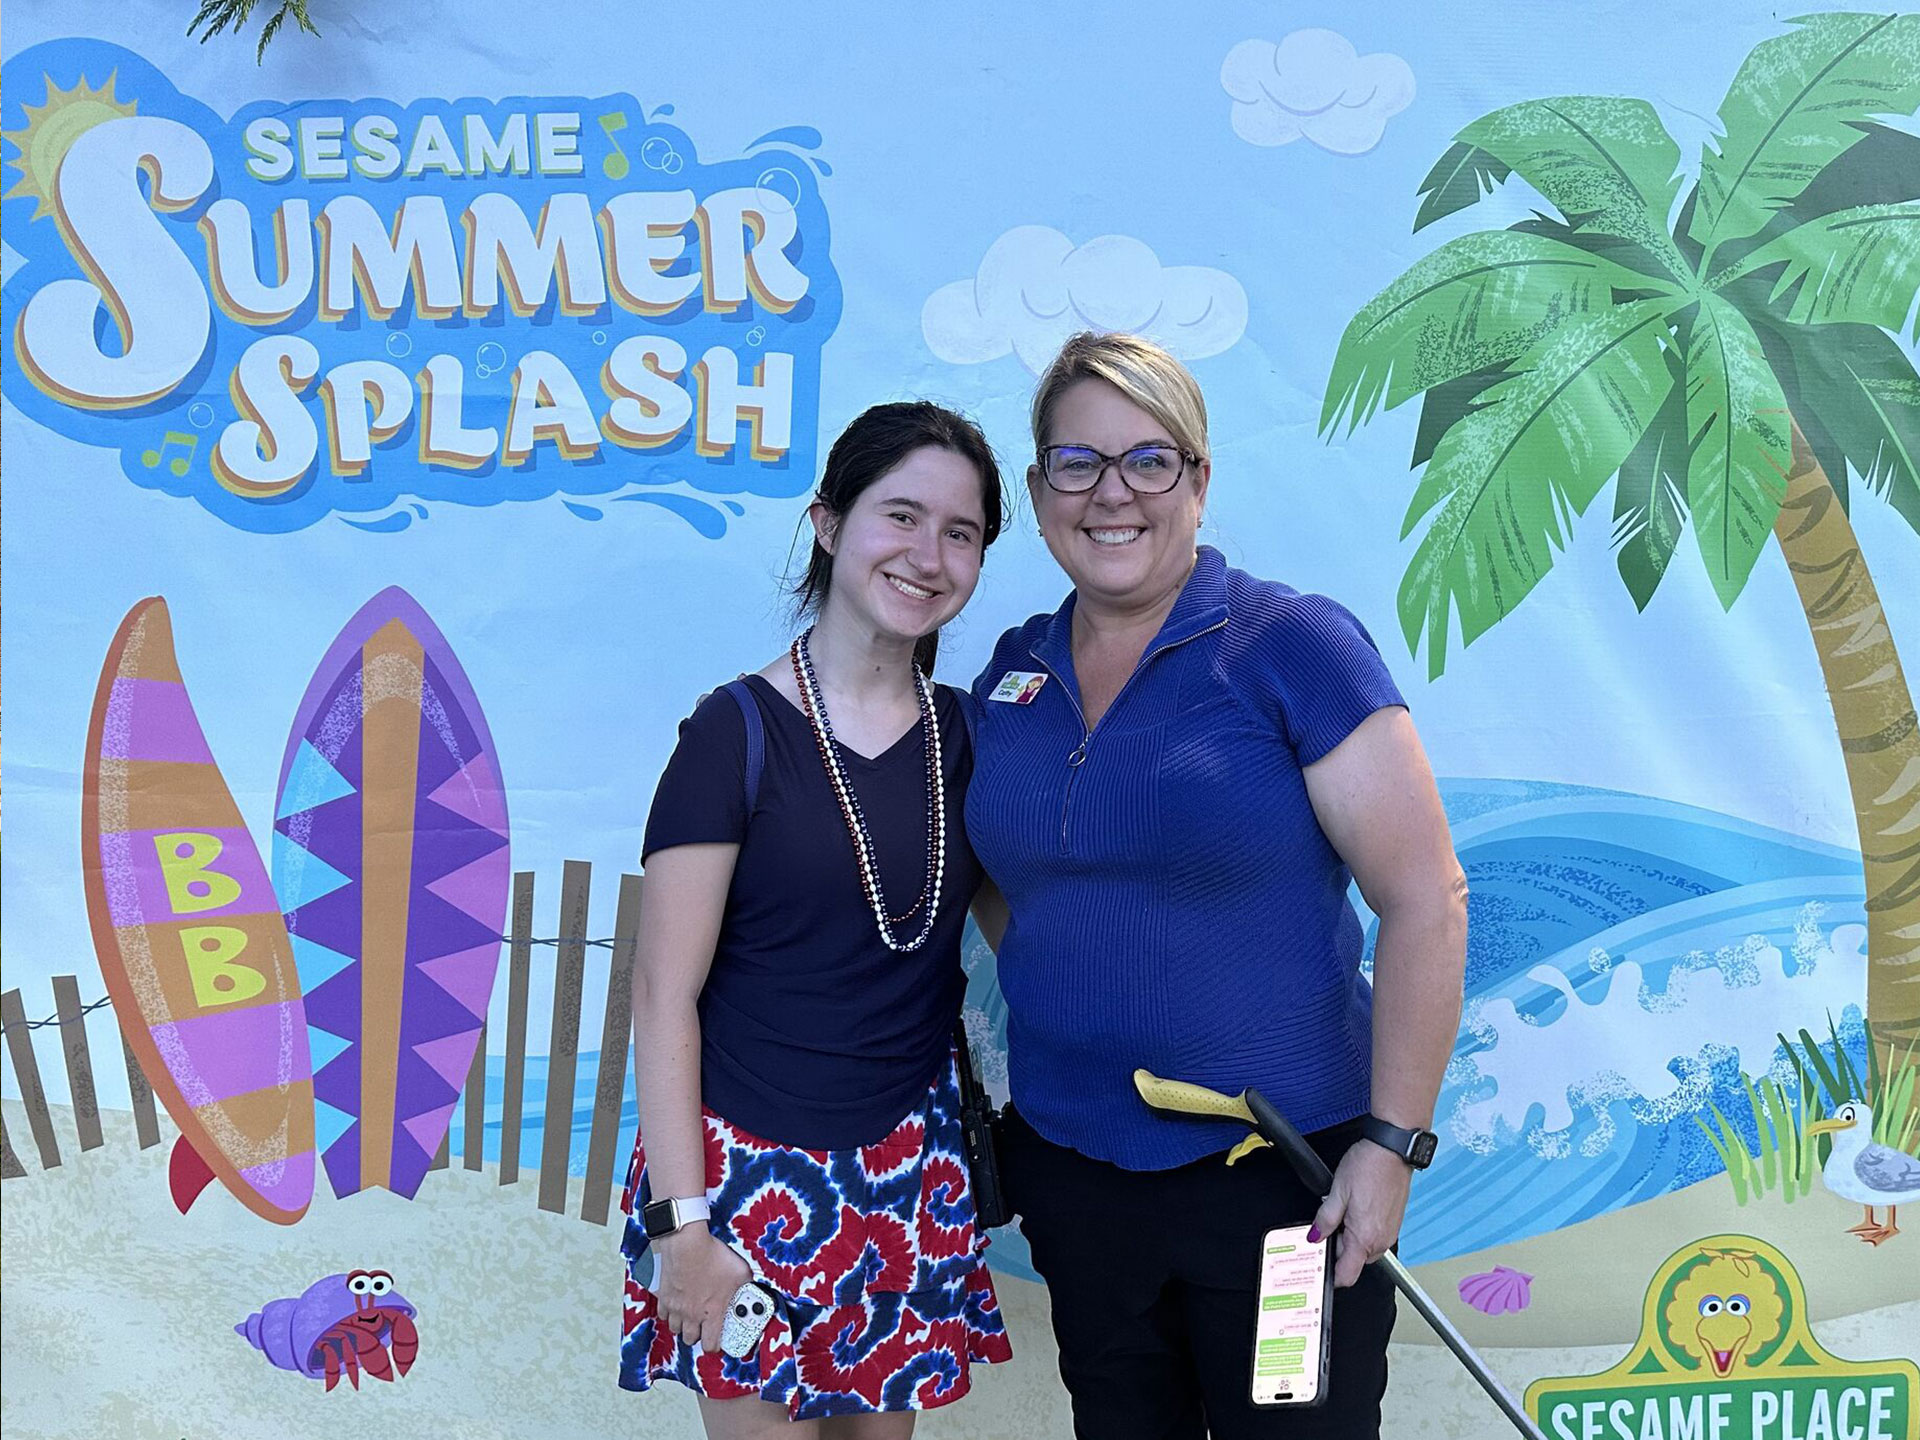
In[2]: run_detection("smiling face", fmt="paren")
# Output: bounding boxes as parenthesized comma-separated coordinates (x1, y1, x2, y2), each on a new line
(812, 445, 989, 644)
(1030, 378, 1210, 618)
(1692, 1292, 1755, 1377)
(344, 1269, 395, 1312)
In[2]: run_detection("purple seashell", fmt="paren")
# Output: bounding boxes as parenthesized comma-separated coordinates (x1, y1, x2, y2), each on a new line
(1457, 1264, 1534, 1316)
(235, 1272, 417, 1379)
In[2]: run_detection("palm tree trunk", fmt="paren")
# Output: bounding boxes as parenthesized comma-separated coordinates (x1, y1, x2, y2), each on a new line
(1775, 419, 1920, 1058)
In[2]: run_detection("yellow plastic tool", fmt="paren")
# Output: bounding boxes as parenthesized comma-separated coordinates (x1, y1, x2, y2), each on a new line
(1131, 1070, 1275, 1163)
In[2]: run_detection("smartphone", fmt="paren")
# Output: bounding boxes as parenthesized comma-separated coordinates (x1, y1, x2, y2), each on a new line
(1249, 1223, 1334, 1407)
(719, 1280, 777, 1359)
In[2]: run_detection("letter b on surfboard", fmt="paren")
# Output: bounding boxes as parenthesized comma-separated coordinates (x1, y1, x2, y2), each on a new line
(180, 925, 268, 1008)
(154, 831, 243, 913)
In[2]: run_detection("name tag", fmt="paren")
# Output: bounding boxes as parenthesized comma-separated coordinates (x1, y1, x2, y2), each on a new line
(989, 671, 1048, 705)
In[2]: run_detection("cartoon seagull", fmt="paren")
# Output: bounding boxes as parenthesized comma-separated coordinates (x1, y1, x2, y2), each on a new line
(1806, 1102, 1920, 1245)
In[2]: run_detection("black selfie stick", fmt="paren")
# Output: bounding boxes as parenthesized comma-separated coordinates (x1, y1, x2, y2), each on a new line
(1133, 1070, 1546, 1440)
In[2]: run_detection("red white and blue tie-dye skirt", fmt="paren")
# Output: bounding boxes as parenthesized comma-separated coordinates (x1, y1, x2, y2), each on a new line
(617, 1053, 1014, 1420)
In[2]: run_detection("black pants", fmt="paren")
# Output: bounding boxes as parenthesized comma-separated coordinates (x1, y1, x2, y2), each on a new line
(1002, 1107, 1396, 1440)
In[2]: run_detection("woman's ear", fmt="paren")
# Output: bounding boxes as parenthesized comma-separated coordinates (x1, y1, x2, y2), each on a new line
(1189, 456, 1211, 513)
(808, 500, 838, 554)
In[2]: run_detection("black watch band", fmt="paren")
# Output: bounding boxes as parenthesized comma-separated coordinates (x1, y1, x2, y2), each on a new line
(1360, 1115, 1438, 1170)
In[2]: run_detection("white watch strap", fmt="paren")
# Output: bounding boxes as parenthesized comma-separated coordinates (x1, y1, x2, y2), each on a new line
(669, 1195, 712, 1230)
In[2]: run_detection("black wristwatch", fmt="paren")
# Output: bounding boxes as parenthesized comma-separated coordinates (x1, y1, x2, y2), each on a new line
(1360, 1115, 1438, 1170)
(641, 1194, 712, 1239)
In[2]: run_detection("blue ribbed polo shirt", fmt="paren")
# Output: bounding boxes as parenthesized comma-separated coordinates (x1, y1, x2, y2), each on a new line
(967, 545, 1407, 1169)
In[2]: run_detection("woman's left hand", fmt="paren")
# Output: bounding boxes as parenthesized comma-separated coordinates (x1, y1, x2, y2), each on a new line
(1309, 1139, 1412, 1288)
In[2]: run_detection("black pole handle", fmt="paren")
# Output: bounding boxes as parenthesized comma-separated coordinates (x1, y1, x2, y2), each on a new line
(1243, 1089, 1334, 1195)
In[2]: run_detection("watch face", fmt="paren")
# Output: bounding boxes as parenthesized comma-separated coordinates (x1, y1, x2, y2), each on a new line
(1410, 1132, 1438, 1168)
(642, 1199, 676, 1237)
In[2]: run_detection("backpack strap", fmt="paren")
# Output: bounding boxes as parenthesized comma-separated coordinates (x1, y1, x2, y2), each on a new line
(722, 678, 765, 812)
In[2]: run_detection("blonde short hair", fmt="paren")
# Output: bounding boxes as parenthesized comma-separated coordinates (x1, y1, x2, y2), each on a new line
(1029, 332, 1210, 463)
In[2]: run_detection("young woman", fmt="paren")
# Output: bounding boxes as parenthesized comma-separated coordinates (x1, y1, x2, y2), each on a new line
(619, 402, 1013, 1438)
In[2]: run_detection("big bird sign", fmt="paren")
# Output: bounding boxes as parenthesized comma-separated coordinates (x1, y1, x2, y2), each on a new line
(1527, 1235, 1918, 1440)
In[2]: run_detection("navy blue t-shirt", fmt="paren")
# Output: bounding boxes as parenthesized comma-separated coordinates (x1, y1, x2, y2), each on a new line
(642, 674, 981, 1150)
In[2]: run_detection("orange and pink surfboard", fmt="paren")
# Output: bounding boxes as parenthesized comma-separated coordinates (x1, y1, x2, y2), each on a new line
(82, 598, 315, 1224)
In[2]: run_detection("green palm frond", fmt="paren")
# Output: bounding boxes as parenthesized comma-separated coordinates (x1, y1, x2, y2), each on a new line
(1410, 366, 1511, 470)
(1761, 319, 1920, 536)
(1735, 204, 1920, 337)
(1448, 98, 1690, 281)
(1334, 16, 1920, 669)
(1320, 230, 1667, 435)
(1686, 296, 1791, 607)
(1755, 318, 1854, 514)
(187, 0, 320, 62)
(1691, 12, 1920, 267)
(1413, 142, 1513, 232)
(1726, 122, 1920, 265)
(1397, 300, 1676, 676)
(1612, 344, 1691, 610)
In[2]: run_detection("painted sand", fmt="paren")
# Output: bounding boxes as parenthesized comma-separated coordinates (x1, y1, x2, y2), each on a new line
(4, 1101, 1913, 1439)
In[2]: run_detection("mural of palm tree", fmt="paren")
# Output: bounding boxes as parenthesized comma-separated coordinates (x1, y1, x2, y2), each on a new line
(1322, 13, 1920, 1052)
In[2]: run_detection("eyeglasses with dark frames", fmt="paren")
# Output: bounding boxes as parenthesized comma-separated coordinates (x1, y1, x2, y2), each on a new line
(1037, 444, 1195, 495)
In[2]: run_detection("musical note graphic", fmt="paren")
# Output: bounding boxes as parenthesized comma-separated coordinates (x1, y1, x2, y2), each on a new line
(598, 112, 630, 180)
(141, 431, 198, 477)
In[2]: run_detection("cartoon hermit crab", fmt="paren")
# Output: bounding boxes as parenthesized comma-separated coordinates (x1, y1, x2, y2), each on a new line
(1660, 1247, 1784, 1379)
(236, 1269, 421, 1391)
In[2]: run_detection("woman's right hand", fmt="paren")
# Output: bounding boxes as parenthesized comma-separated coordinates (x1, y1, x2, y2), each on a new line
(654, 1226, 753, 1353)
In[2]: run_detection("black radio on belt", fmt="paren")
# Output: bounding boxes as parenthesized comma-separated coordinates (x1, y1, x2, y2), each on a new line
(952, 1019, 1012, 1229)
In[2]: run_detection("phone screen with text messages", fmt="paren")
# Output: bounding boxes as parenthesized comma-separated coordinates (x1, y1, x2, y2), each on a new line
(1250, 1224, 1333, 1407)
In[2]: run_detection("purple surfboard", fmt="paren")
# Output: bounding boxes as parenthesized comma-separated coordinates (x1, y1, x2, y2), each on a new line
(273, 588, 509, 1199)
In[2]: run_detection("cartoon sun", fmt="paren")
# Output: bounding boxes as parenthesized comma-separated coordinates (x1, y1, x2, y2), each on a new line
(2, 71, 139, 221)
(1660, 1247, 1785, 1379)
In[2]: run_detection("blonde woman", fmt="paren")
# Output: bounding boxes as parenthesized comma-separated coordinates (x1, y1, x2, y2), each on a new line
(967, 333, 1467, 1439)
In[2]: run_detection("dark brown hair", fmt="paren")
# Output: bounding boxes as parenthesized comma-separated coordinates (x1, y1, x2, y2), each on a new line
(794, 401, 1005, 674)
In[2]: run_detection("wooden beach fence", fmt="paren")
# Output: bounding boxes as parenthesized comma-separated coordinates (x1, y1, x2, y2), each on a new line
(2, 864, 648, 1229)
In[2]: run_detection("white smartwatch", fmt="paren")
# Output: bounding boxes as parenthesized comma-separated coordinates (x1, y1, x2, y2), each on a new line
(641, 1194, 713, 1239)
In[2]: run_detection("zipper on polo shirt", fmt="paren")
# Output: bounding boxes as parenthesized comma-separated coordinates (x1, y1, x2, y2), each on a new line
(1032, 616, 1227, 853)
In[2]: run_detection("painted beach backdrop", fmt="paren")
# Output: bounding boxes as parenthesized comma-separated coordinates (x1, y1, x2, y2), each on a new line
(6, 2, 1919, 1435)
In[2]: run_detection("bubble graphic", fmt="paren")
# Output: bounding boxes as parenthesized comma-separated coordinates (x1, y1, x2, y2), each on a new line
(754, 166, 802, 215)
(592, 330, 608, 346)
(385, 332, 413, 359)
(476, 342, 508, 378)
(640, 137, 677, 171)
(187, 403, 215, 429)
(662, 152, 684, 175)
(745, 326, 766, 347)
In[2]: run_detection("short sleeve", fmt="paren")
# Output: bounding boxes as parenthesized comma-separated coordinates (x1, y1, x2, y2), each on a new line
(641, 687, 750, 862)
(1263, 595, 1407, 766)
(937, 684, 981, 790)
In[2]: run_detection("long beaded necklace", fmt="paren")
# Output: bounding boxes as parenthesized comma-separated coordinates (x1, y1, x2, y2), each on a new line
(790, 627, 946, 952)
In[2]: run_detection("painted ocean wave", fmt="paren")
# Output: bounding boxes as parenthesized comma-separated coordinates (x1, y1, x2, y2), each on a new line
(1397, 780, 1868, 1264)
